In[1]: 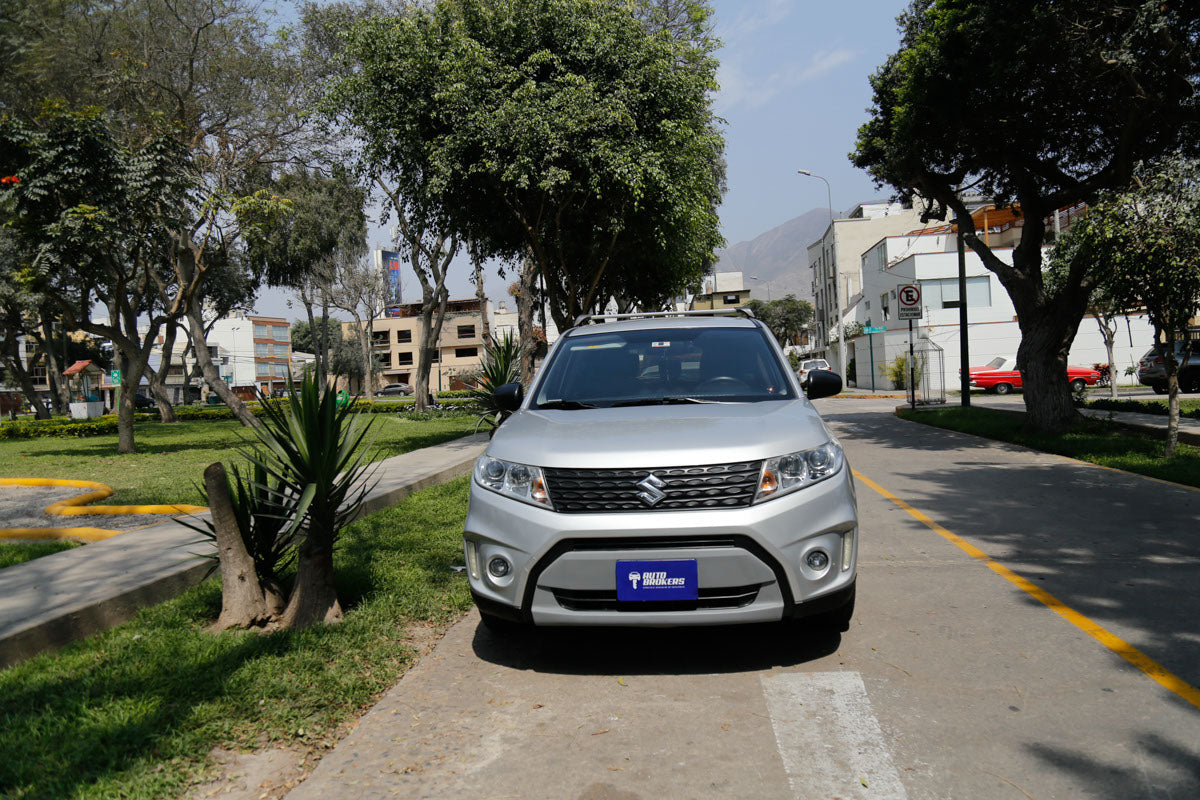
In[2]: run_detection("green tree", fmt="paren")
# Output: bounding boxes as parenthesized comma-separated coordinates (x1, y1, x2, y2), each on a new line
(327, 0, 725, 331)
(246, 167, 368, 390)
(1051, 156, 1200, 456)
(852, 0, 1200, 432)
(747, 295, 813, 347)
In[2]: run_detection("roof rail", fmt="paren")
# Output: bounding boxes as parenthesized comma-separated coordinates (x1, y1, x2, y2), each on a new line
(572, 307, 756, 327)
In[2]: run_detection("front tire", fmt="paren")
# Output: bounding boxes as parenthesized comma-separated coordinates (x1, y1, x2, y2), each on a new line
(993, 382, 1013, 395)
(1070, 378, 1087, 392)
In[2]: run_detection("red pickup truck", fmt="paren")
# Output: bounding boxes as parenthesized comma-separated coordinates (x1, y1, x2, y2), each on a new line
(967, 357, 1101, 395)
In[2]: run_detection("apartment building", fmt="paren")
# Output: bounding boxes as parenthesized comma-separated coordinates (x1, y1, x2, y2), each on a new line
(206, 314, 292, 398)
(806, 201, 927, 376)
(362, 299, 488, 392)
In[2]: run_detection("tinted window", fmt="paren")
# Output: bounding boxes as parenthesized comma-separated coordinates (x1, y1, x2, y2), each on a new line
(533, 327, 794, 407)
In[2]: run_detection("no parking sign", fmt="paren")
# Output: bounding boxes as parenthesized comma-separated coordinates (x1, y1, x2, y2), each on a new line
(897, 284, 922, 320)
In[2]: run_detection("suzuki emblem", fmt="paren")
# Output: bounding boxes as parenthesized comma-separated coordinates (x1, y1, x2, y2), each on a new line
(636, 473, 667, 507)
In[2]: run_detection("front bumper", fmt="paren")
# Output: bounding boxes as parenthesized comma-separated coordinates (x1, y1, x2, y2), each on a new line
(463, 464, 858, 627)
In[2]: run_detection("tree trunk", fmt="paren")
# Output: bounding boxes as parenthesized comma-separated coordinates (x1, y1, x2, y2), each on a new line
(472, 244, 491, 343)
(37, 321, 70, 415)
(187, 306, 259, 427)
(277, 535, 342, 630)
(414, 286, 448, 411)
(1015, 314, 1080, 433)
(147, 321, 181, 421)
(516, 257, 537, 385)
(115, 353, 142, 454)
(1096, 316, 1119, 401)
(205, 463, 274, 631)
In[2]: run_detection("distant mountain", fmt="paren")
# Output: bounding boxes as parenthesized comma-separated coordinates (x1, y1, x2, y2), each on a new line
(714, 208, 829, 304)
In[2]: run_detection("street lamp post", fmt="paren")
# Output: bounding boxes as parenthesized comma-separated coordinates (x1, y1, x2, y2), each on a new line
(798, 169, 844, 384)
(748, 275, 772, 301)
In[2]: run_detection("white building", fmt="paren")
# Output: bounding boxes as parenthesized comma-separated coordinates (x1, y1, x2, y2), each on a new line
(849, 230, 1154, 391)
(807, 201, 927, 376)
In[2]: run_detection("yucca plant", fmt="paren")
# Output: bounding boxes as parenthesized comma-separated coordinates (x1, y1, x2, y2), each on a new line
(245, 370, 379, 629)
(466, 331, 522, 433)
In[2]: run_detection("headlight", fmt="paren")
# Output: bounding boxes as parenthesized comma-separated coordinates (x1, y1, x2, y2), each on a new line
(474, 456, 553, 509)
(755, 441, 844, 502)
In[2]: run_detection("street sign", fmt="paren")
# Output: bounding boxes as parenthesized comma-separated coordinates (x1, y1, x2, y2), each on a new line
(863, 325, 886, 334)
(111, 369, 121, 386)
(897, 284, 922, 320)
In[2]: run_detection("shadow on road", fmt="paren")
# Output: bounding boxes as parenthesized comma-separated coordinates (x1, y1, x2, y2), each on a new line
(471, 619, 840, 676)
(827, 404, 1200, 688)
(1025, 730, 1200, 799)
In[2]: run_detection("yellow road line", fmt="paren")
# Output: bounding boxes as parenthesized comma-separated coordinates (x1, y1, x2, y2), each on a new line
(0, 477, 207, 542)
(852, 467, 1200, 711)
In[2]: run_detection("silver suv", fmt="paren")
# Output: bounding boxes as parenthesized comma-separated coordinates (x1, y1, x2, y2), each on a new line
(463, 310, 857, 631)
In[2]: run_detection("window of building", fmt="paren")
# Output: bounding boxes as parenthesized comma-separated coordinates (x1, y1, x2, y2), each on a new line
(429, 349, 440, 363)
(396, 330, 412, 343)
(274, 343, 289, 357)
(722, 294, 740, 305)
(254, 342, 268, 357)
(253, 323, 268, 339)
(273, 363, 288, 377)
(273, 325, 290, 341)
(457, 324, 475, 339)
(207, 345, 219, 358)
(880, 293, 890, 320)
(918, 276, 992, 309)
(455, 347, 478, 359)
(168, 366, 185, 377)
(395, 352, 414, 366)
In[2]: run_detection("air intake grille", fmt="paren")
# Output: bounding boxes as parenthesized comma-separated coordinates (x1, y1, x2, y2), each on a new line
(542, 461, 762, 513)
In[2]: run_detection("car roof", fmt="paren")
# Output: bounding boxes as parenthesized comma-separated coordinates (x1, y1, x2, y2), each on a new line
(565, 316, 760, 337)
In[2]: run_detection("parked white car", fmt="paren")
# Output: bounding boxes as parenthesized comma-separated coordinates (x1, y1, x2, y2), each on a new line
(797, 358, 831, 384)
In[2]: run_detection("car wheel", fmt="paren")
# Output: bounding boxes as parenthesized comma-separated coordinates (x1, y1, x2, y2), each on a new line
(994, 382, 1013, 395)
(1182, 372, 1200, 394)
(1152, 384, 1168, 395)
(1070, 378, 1087, 392)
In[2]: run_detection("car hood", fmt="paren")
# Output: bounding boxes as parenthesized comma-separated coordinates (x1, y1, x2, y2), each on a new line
(486, 400, 836, 469)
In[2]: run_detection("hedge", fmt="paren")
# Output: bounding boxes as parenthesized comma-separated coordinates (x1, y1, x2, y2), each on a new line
(1085, 398, 1200, 420)
(0, 400, 477, 439)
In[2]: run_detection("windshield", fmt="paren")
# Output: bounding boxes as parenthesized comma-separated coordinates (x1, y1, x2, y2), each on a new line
(532, 326, 796, 408)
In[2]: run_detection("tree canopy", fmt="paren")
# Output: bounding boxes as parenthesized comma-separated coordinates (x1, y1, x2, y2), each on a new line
(852, 0, 1200, 431)
(328, 0, 725, 329)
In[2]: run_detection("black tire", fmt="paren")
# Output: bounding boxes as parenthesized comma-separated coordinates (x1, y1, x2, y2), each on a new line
(993, 382, 1013, 395)
(1070, 378, 1087, 392)
(1152, 384, 1168, 395)
(1182, 371, 1200, 394)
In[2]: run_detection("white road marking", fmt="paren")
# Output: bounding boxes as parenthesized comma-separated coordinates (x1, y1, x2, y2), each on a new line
(762, 671, 907, 799)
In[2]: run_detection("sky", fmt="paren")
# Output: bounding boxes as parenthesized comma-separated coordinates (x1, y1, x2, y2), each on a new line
(253, 0, 913, 320)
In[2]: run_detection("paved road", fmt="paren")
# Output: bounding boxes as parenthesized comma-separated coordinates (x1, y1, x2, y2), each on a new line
(288, 398, 1200, 799)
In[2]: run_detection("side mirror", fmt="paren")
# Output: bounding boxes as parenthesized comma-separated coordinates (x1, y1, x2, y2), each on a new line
(494, 382, 524, 412)
(803, 369, 842, 400)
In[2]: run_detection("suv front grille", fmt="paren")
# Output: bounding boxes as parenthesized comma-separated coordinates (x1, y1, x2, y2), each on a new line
(543, 461, 762, 513)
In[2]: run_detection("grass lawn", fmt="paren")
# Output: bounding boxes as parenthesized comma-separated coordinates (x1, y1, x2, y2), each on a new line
(897, 406, 1200, 489)
(0, 414, 479, 507)
(0, 476, 474, 800)
(0, 540, 79, 569)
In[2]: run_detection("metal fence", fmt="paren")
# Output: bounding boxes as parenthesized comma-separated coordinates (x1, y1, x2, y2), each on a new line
(906, 337, 946, 406)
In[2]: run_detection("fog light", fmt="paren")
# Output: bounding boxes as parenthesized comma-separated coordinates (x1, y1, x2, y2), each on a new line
(806, 550, 829, 571)
(842, 528, 855, 571)
(488, 556, 511, 578)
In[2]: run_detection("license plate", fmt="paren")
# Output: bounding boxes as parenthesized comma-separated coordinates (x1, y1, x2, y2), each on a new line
(616, 560, 698, 602)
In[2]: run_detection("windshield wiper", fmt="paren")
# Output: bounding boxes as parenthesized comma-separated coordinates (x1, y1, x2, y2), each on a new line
(610, 396, 715, 407)
(537, 399, 598, 410)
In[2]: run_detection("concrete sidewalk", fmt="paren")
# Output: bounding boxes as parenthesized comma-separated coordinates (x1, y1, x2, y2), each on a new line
(0, 433, 488, 668)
